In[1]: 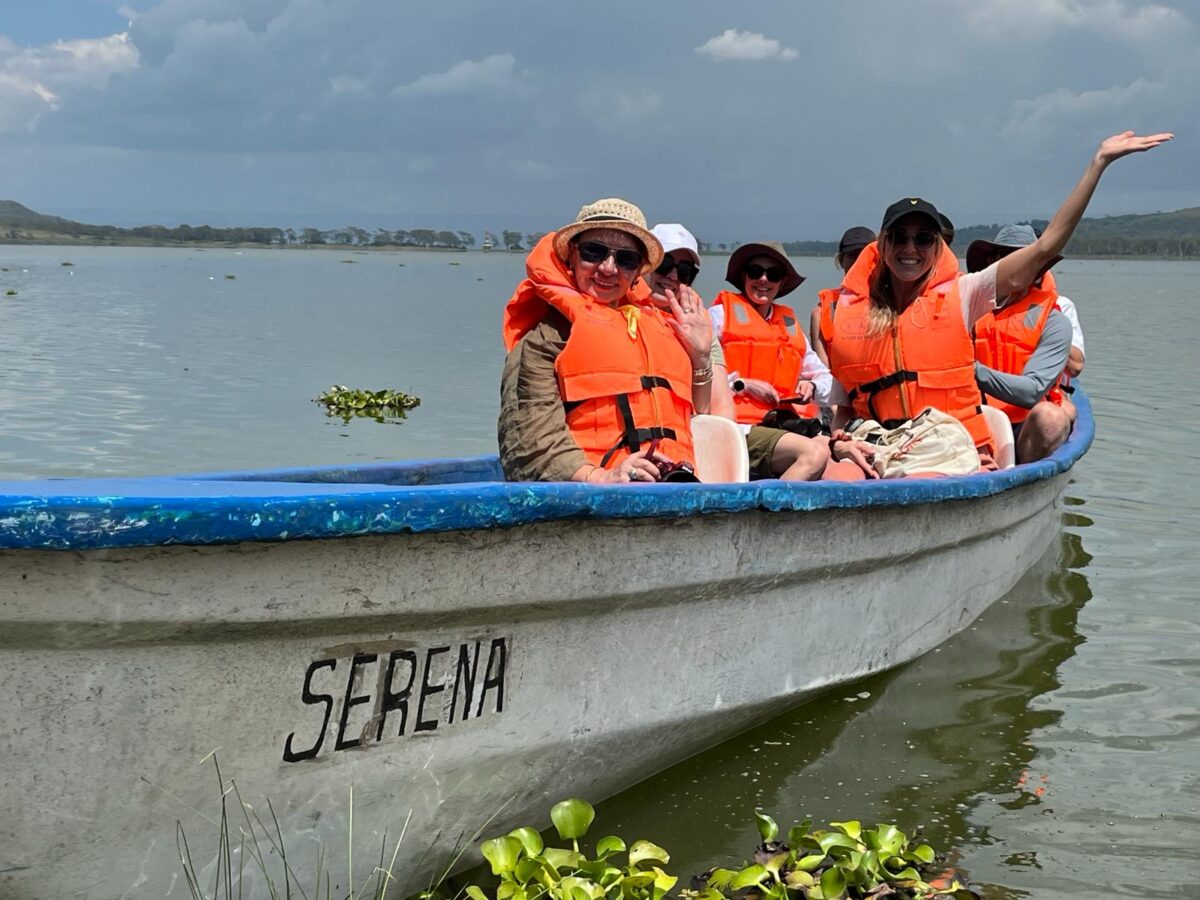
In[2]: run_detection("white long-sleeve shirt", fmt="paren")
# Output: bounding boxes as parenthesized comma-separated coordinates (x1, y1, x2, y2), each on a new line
(708, 303, 835, 406)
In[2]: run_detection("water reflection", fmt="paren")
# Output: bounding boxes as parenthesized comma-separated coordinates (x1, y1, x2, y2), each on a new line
(594, 515, 1094, 895)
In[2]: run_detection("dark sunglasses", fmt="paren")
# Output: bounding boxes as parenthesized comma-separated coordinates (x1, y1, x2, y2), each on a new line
(654, 256, 700, 286)
(744, 263, 785, 283)
(576, 240, 643, 272)
(887, 229, 938, 249)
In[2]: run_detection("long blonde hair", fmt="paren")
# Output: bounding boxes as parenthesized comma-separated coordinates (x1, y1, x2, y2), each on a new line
(865, 231, 945, 335)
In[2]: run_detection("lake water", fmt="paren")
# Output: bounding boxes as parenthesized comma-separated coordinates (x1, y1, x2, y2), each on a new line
(1, 246, 1196, 897)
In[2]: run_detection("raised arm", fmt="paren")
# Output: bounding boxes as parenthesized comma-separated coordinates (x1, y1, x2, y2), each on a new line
(996, 130, 1173, 300)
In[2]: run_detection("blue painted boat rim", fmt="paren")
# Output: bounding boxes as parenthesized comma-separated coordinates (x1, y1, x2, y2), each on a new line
(0, 392, 1094, 551)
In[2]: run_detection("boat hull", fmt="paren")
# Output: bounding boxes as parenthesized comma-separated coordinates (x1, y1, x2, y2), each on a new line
(1, 471, 1068, 899)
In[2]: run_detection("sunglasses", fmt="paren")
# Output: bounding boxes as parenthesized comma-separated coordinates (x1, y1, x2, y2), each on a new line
(744, 263, 786, 283)
(576, 240, 643, 272)
(887, 229, 938, 249)
(654, 256, 700, 286)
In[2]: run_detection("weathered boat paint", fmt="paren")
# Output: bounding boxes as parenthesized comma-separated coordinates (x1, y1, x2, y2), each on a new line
(0, 396, 1093, 900)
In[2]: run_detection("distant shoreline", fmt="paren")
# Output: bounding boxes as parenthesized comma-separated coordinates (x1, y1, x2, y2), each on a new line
(0, 235, 472, 251)
(2, 238, 1195, 262)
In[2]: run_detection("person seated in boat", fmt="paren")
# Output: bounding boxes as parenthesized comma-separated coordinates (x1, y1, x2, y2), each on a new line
(642, 224, 736, 421)
(708, 242, 836, 480)
(811, 227, 876, 367)
(820, 130, 1172, 468)
(967, 224, 1075, 462)
(499, 198, 713, 483)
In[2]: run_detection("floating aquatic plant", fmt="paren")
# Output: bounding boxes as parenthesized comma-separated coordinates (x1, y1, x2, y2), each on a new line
(471, 798, 677, 900)
(687, 812, 977, 900)
(463, 801, 977, 900)
(315, 385, 421, 424)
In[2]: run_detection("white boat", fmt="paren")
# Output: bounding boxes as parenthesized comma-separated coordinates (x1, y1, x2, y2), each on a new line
(0, 396, 1095, 899)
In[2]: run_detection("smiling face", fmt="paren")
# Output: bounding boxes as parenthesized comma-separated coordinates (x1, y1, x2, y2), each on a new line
(646, 249, 695, 306)
(881, 213, 941, 286)
(742, 254, 782, 307)
(568, 228, 643, 305)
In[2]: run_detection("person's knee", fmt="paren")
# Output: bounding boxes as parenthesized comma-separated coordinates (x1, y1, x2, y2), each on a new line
(1016, 402, 1071, 462)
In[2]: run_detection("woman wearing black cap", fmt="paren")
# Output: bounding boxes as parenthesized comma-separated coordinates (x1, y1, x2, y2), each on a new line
(820, 129, 1172, 467)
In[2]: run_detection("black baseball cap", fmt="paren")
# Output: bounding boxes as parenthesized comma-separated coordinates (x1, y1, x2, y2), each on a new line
(838, 226, 876, 255)
(937, 213, 955, 246)
(881, 198, 945, 234)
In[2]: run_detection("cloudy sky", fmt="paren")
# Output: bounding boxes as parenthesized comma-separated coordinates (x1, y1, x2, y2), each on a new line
(1, 0, 1195, 239)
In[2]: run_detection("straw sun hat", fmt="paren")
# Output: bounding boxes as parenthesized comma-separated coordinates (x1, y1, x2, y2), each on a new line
(552, 198, 664, 274)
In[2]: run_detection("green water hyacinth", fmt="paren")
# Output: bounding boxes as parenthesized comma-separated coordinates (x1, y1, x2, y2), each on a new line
(468, 798, 677, 900)
(689, 813, 976, 900)
(314, 384, 421, 423)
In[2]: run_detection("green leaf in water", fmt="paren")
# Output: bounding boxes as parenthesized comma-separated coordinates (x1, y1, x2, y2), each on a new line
(830, 820, 861, 841)
(550, 798, 595, 841)
(509, 827, 544, 857)
(754, 811, 779, 843)
(481, 835, 524, 877)
(729, 864, 769, 890)
(628, 839, 670, 868)
(819, 866, 847, 899)
(595, 835, 626, 858)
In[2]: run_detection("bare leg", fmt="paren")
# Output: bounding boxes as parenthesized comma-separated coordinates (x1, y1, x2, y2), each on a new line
(822, 459, 868, 481)
(1016, 401, 1072, 463)
(1060, 395, 1078, 423)
(771, 433, 830, 481)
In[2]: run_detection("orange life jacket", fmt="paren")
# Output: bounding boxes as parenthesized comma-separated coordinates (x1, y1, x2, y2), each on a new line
(822, 242, 991, 450)
(973, 271, 1065, 424)
(503, 233, 695, 470)
(816, 288, 839, 349)
(716, 291, 821, 426)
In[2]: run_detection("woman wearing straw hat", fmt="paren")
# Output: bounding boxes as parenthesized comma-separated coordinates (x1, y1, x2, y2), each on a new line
(499, 198, 713, 483)
(821, 129, 1172, 468)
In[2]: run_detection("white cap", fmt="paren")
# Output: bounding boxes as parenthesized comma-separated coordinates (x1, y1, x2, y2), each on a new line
(650, 223, 700, 267)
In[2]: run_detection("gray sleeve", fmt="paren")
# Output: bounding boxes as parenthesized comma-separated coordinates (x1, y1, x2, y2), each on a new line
(974, 309, 1071, 409)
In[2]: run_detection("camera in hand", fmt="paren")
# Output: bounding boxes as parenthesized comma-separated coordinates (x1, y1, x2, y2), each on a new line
(652, 458, 699, 483)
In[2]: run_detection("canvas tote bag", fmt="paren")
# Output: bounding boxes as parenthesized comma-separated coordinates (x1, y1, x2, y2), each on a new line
(847, 407, 980, 478)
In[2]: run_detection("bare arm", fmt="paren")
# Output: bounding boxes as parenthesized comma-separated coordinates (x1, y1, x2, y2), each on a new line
(1066, 346, 1085, 378)
(996, 131, 1173, 300)
(809, 305, 830, 367)
(707, 363, 737, 420)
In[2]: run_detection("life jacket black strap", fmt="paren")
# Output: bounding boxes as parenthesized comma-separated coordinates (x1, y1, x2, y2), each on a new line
(598, 394, 677, 468)
(846, 370, 919, 403)
(847, 370, 918, 424)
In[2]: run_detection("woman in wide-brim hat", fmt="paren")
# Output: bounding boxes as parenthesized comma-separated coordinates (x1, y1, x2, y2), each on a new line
(707, 241, 851, 481)
(499, 198, 714, 484)
(820, 129, 1171, 473)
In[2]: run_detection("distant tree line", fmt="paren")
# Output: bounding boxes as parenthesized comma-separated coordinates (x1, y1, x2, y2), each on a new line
(23, 221, 484, 249)
(956, 219, 1200, 259)
(4, 199, 1199, 258)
